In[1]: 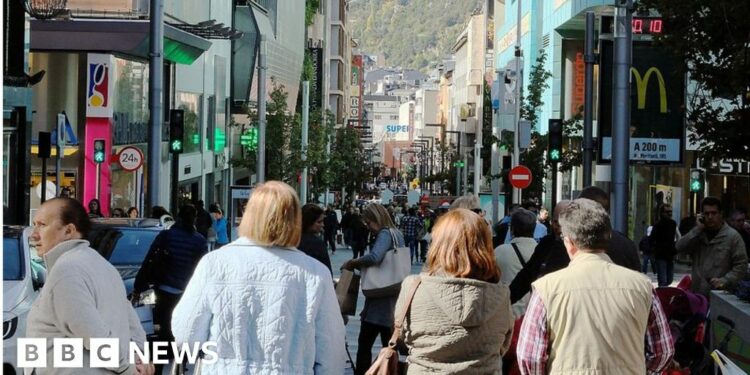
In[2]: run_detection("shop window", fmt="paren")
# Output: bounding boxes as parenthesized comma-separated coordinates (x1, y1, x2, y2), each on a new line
(176, 92, 202, 154)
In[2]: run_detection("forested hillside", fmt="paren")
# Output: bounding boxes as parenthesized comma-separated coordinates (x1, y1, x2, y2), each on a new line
(349, 0, 483, 71)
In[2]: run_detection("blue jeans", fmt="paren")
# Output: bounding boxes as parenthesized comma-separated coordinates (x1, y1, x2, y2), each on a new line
(405, 235, 418, 261)
(656, 259, 674, 287)
(642, 253, 656, 274)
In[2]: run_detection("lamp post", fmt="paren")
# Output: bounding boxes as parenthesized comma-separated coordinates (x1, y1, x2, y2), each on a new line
(445, 130, 462, 195)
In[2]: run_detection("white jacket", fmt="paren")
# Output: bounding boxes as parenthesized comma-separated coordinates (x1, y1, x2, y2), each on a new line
(172, 237, 346, 375)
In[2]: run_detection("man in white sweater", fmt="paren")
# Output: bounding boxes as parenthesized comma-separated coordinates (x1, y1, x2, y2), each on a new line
(494, 208, 538, 316)
(26, 198, 150, 374)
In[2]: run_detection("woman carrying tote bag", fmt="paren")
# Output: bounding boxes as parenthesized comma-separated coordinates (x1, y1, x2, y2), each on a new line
(342, 203, 408, 375)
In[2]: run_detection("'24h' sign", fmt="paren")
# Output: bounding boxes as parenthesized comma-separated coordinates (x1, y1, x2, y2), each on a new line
(598, 41, 685, 164)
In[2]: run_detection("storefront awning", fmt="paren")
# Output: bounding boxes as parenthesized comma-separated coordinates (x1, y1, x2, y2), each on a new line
(30, 19, 212, 64)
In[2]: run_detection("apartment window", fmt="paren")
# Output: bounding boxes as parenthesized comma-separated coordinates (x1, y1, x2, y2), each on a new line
(390, 115, 398, 120)
(374, 115, 382, 120)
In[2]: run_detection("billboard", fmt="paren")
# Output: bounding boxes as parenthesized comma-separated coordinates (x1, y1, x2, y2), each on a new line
(598, 42, 685, 164)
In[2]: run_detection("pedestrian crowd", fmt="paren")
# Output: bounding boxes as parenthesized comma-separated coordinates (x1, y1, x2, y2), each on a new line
(22, 181, 749, 374)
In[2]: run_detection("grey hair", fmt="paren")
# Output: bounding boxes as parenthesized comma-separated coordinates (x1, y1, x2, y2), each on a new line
(450, 194, 480, 210)
(511, 209, 537, 238)
(558, 198, 611, 252)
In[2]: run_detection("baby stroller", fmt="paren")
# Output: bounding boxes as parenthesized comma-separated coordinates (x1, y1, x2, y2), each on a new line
(656, 276, 711, 374)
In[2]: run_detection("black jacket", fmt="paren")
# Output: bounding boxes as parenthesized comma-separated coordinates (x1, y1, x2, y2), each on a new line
(509, 230, 641, 304)
(195, 208, 213, 238)
(298, 233, 332, 272)
(650, 218, 678, 260)
(134, 223, 208, 293)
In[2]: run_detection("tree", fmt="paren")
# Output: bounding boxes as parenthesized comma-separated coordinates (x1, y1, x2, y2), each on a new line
(637, 0, 750, 161)
(329, 126, 368, 200)
(492, 51, 554, 202)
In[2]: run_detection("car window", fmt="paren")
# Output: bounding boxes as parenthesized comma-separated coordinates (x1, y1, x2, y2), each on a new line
(88, 228, 159, 266)
(3, 237, 23, 280)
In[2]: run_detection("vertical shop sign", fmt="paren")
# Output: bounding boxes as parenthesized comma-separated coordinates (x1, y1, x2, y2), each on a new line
(350, 55, 363, 125)
(86, 54, 114, 118)
(310, 47, 324, 112)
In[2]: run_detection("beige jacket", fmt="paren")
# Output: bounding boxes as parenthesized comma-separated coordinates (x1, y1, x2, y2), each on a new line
(26, 240, 146, 374)
(533, 252, 653, 374)
(676, 222, 748, 296)
(395, 274, 514, 374)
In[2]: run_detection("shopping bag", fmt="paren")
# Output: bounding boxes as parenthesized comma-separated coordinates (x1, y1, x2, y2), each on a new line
(362, 229, 411, 298)
(711, 350, 748, 375)
(336, 269, 360, 316)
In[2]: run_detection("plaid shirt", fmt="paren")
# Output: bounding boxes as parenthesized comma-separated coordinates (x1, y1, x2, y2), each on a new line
(400, 215, 423, 238)
(517, 289, 674, 375)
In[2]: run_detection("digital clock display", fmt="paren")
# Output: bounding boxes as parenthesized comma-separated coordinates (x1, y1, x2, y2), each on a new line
(632, 18, 662, 34)
(600, 16, 664, 36)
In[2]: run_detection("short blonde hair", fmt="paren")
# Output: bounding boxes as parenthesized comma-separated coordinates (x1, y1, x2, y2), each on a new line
(427, 208, 500, 283)
(450, 194, 480, 210)
(239, 181, 301, 247)
(361, 203, 396, 230)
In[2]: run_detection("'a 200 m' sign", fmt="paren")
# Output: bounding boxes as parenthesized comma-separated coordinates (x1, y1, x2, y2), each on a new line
(598, 42, 685, 164)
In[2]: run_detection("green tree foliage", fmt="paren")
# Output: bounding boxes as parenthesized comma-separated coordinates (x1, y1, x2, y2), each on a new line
(329, 127, 369, 197)
(519, 51, 553, 202)
(305, 0, 320, 26)
(637, 0, 750, 160)
(349, 0, 483, 71)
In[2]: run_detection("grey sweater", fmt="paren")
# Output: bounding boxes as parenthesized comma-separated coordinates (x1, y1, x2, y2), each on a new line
(26, 239, 147, 374)
(396, 274, 514, 374)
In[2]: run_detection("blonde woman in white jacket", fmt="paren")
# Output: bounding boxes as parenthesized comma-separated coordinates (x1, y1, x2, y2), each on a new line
(172, 181, 346, 374)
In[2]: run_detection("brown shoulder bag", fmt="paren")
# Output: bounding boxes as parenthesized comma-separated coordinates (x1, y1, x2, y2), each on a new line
(364, 276, 422, 375)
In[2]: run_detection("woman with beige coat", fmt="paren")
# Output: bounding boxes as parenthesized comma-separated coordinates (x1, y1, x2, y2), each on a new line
(395, 208, 514, 374)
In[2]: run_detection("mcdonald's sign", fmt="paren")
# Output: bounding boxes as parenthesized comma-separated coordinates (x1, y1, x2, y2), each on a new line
(631, 67, 667, 114)
(598, 41, 685, 164)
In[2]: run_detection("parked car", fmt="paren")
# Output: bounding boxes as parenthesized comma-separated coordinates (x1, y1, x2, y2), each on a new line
(86, 218, 169, 337)
(3, 226, 45, 375)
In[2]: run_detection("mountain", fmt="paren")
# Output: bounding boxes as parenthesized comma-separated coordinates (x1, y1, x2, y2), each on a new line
(349, 0, 483, 72)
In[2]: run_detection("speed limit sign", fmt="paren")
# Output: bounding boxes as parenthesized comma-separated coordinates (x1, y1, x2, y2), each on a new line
(117, 146, 144, 172)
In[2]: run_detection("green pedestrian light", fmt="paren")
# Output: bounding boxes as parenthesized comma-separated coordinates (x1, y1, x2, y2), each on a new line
(93, 139, 106, 164)
(689, 168, 703, 192)
(171, 139, 183, 153)
(550, 149, 561, 161)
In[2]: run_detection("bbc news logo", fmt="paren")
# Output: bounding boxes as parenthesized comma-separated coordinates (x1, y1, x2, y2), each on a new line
(17, 338, 218, 368)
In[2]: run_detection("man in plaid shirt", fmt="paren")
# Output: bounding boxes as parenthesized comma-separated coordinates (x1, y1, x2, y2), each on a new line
(400, 207, 423, 263)
(517, 198, 674, 374)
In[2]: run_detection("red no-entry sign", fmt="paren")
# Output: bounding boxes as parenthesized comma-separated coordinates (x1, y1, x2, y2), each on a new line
(509, 165, 533, 189)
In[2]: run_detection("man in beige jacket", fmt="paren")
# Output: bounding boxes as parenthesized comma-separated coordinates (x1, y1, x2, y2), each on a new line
(517, 198, 674, 374)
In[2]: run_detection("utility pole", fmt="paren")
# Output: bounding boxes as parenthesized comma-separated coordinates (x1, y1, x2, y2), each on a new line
(474, 0, 487, 198)
(257, 37, 268, 184)
(583, 11, 596, 187)
(56, 113, 65, 196)
(491, 70, 501, 224)
(147, 0, 164, 210)
(513, 0, 523, 205)
(611, 0, 633, 234)
(301, 81, 309, 204)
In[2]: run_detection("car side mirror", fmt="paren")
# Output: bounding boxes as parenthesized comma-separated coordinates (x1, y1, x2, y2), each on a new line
(31, 259, 46, 291)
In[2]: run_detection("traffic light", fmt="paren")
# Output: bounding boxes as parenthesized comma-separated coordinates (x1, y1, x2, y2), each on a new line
(38, 132, 51, 159)
(690, 168, 703, 192)
(240, 127, 259, 150)
(548, 119, 563, 162)
(169, 109, 184, 154)
(93, 139, 106, 164)
(454, 160, 465, 168)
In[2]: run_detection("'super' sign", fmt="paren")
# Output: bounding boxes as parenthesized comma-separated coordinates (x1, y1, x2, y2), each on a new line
(386, 125, 408, 133)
